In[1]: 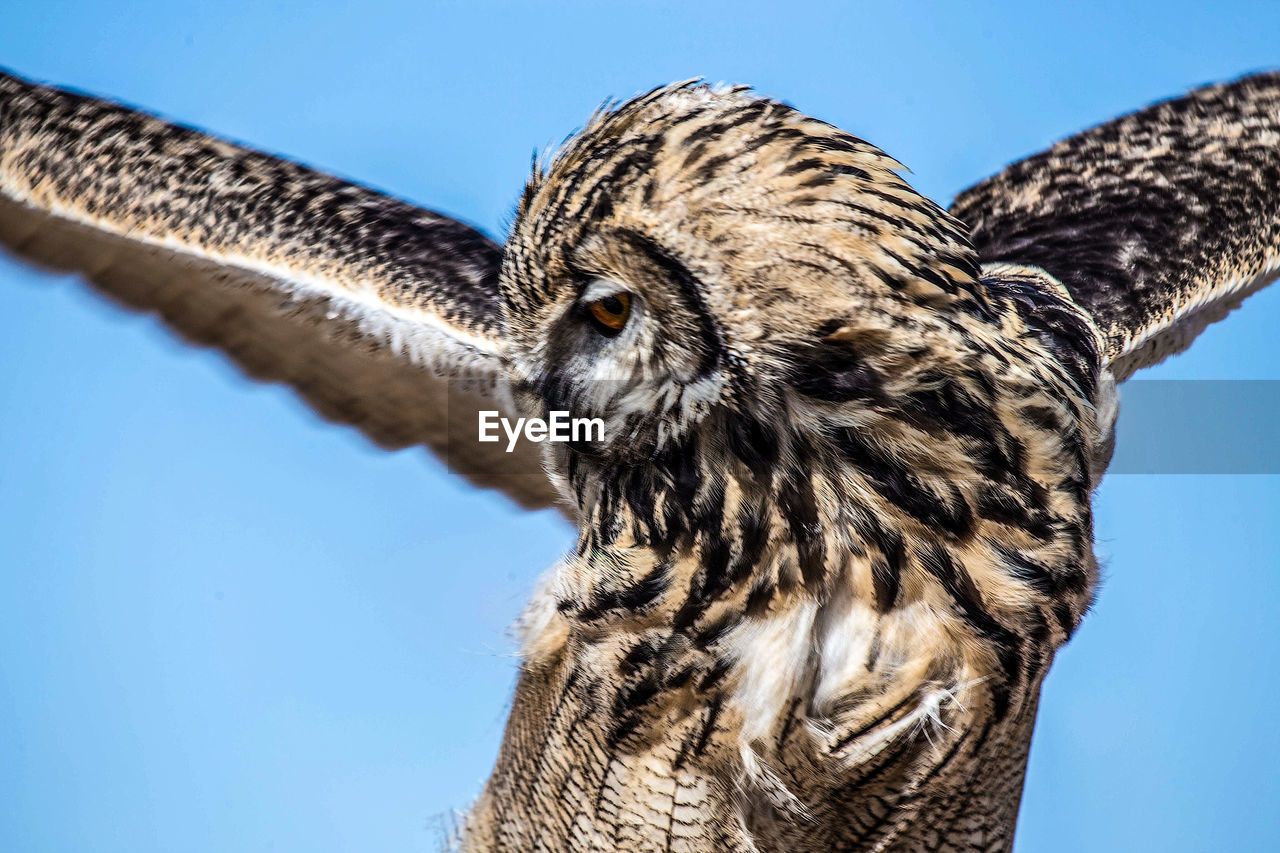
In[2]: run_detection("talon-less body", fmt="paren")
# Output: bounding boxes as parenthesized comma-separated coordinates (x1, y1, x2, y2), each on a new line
(2, 69, 1277, 850)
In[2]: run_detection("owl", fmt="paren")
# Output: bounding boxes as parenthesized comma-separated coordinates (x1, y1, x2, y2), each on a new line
(1, 68, 1277, 851)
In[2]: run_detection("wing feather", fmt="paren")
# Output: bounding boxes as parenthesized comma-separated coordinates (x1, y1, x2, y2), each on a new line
(951, 71, 1280, 381)
(0, 69, 563, 512)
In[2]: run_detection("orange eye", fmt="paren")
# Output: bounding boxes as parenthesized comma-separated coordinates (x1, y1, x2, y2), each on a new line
(587, 292, 632, 335)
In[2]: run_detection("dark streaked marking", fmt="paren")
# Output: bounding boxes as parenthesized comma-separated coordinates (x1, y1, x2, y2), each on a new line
(726, 410, 779, 477)
(674, 693, 725, 770)
(1053, 600, 1079, 639)
(569, 562, 672, 622)
(679, 101, 775, 149)
(698, 658, 732, 691)
(673, 531, 733, 629)
(656, 436, 701, 511)
(614, 674, 662, 718)
(662, 664, 696, 691)
(835, 428, 975, 538)
(776, 700, 807, 753)
(619, 638, 658, 675)
(815, 318, 845, 337)
(1022, 403, 1064, 432)
(865, 630, 883, 670)
(796, 240, 875, 282)
(744, 577, 776, 616)
(994, 544, 1058, 595)
(693, 610, 736, 649)
(899, 379, 1020, 490)
(870, 555, 902, 613)
(789, 339, 884, 403)
(623, 468, 657, 544)
(778, 468, 825, 589)
(975, 487, 1054, 541)
(693, 151, 742, 184)
(729, 497, 771, 584)
(831, 689, 921, 753)
(659, 492, 687, 556)
(597, 475, 622, 542)
(850, 507, 906, 613)
(915, 543, 1021, 718)
(831, 163, 872, 181)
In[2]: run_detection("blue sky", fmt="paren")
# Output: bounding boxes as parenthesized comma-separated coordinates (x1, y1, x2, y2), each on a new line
(1, 2, 1278, 851)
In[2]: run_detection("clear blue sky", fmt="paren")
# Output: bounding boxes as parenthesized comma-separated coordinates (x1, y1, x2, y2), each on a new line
(1, 2, 1278, 851)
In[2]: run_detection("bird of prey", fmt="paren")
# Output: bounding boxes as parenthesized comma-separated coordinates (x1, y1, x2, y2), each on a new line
(1, 68, 1276, 851)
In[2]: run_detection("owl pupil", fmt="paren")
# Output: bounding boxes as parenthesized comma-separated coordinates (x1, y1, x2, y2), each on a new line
(586, 292, 631, 336)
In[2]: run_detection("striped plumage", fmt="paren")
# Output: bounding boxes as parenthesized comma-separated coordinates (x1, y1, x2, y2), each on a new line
(2, 69, 1277, 850)
(472, 83, 1111, 851)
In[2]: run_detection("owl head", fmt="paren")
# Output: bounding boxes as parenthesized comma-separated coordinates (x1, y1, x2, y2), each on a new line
(498, 83, 989, 472)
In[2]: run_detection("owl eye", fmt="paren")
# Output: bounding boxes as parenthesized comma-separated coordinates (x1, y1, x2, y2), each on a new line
(586, 292, 632, 336)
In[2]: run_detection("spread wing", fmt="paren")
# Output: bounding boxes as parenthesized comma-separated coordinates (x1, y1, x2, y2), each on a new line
(951, 71, 1280, 381)
(0, 69, 563, 512)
